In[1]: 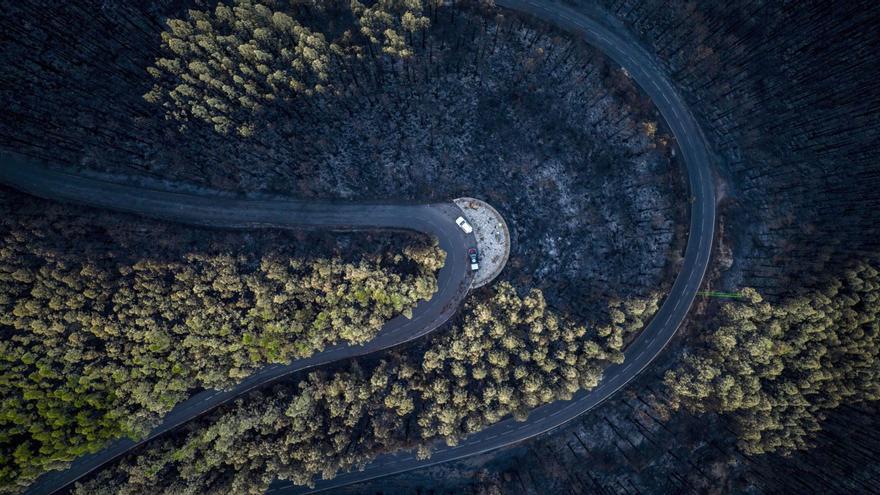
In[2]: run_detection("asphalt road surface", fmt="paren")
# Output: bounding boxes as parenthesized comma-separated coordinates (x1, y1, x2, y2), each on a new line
(0, 154, 476, 495)
(269, 0, 717, 493)
(5, 0, 716, 492)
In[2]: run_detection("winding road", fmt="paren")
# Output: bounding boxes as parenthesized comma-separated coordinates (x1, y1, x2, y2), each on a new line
(4, 0, 716, 493)
(0, 154, 476, 495)
(269, 0, 717, 493)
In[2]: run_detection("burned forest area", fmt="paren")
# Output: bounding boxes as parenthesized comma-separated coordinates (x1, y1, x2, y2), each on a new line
(1, 0, 879, 494)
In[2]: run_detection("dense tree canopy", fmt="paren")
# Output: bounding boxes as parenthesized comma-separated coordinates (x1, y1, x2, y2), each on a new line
(0, 192, 442, 491)
(0, 2, 680, 493)
(665, 261, 880, 455)
(72, 282, 660, 493)
(146, 0, 431, 135)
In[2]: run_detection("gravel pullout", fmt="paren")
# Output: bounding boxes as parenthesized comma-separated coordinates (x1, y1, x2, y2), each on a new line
(454, 197, 511, 288)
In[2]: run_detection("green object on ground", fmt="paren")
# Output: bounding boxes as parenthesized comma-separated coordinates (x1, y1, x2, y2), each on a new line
(697, 291, 745, 299)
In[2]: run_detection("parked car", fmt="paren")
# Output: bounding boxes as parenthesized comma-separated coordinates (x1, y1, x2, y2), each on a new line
(455, 216, 473, 234)
(468, 247, 480, 271)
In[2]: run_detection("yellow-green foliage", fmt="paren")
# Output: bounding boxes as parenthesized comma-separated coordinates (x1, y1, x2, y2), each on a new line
(72, 283, 660, 493)
(665, 262, 880, 455)
(0, 196, 442, 491)
(145, 0, 430, 135)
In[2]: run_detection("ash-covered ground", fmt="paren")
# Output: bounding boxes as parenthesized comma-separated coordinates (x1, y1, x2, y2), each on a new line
(1, 3, 686, 314)
(278, 14, 689, 312)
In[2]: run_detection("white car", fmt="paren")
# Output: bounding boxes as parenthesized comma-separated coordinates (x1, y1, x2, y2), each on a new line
(455, 216, 473, 234)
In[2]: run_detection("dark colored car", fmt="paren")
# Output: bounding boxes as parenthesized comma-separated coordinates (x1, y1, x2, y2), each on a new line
(468, 247, 479, 271)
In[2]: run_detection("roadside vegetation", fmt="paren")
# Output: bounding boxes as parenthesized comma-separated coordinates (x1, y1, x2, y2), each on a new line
(0, 0, 685, 492)
(142, 0, 682, 307)
(0, 190, 441, 491)
(348, 0, 880, 492)
(664, 260, 880, 455)
(447, 260, 880, 495)
(73, 283, 660, 493)
(144, 0, 429, 136)
(0, 0, 684, 317)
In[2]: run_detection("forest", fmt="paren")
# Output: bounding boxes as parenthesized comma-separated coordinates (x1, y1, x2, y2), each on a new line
(0, 2, 683, 489)
(354, 1, 880, 493)
(3, 0, 878, 493)
(665, 261, 880, 456)
(0, 0, 685, 317)
(588, 0, 880, 487)
(440, 260, 880, 495)
(71, 282, 660, 494)
(0, 0, 681, 491)
(0, 189, 441, 491)
(585, 0, 880, 295)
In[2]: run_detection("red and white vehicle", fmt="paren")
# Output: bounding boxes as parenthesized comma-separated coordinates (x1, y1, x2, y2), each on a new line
(468, 248, 480, 271)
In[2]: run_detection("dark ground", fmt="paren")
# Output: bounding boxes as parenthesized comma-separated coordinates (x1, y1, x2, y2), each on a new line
(0, 0, 688, 321)
(0, 1, 702, 492)
(344, 0, 880, 492)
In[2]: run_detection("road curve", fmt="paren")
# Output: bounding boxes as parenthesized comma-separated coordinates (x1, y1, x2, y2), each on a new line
(271, 0, 717, 493)
(0, 153, 476, 495)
